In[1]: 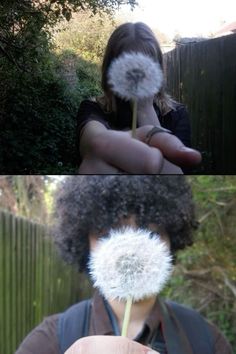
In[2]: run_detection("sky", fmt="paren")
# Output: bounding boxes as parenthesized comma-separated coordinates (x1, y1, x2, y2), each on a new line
(117, 0, 236, 39)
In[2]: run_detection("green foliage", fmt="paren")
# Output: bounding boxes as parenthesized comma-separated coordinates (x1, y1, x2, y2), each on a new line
(53, 12, 117, 63)
(0, 1, 136, 173)
(1, 54, 71, 172)
(75, 54, 102, 97)
(0, 48, 102, 173)
(0, 176, 48, 222)
(0, 0, 136, 68)
(162, 176, 236, 352)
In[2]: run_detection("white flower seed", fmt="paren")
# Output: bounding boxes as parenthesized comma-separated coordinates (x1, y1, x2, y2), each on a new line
(107, 52, 164, 101)
(88, 227, 173, 302)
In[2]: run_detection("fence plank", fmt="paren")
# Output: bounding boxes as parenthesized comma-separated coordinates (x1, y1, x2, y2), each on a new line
(164, 33, 236, 173)
(0, 213, 3, 349)
(5, 212, 11, 354)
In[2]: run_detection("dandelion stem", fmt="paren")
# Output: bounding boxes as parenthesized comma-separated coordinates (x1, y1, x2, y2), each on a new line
(132, 99, 138, 138)
(121, 297, 133, 337)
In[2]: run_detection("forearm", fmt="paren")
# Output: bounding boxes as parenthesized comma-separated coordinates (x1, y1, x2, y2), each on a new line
(78, 121, 199, 175)
(79, 121, 108, 157)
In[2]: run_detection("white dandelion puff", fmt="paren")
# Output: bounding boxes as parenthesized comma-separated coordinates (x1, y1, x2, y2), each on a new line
(88, 227, 173, 302)
(107, 52, 164, 101)
(107, 52, 164, 138)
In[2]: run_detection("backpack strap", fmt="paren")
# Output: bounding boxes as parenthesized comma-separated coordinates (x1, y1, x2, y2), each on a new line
(57, 299, 91, 354)
(165, 301, 214, 354)
(57, 298, 214, 354)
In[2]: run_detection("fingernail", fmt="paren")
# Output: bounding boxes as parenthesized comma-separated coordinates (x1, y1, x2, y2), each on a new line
(147, 351, 159, 354)
(179, 146, 195, 152)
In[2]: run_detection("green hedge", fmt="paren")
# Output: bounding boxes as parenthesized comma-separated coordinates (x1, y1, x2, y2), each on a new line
(0, 51, 101, 173)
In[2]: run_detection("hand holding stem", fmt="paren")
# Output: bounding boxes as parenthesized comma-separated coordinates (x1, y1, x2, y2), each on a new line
(132, 96, 161, 138)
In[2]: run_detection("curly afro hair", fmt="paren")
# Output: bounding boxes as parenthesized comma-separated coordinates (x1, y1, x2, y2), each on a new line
(52, 176, 198, 272)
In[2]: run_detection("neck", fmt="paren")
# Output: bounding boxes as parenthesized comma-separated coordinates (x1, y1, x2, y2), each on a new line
(108, 296, 157, 338)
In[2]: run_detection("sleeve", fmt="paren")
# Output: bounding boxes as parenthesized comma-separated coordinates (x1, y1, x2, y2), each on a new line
(208, 322, 233, 354)
(171, 105, 192, 148)
(15, 315, 60, 354)
(76, 99, 110, 140)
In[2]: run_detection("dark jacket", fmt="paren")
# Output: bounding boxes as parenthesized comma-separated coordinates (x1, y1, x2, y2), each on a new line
(15, 291, 233, 354)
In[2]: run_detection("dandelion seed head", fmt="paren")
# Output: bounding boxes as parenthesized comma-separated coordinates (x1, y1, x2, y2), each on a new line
(107, 52, 164, 101)
(88, 227, 173, 301)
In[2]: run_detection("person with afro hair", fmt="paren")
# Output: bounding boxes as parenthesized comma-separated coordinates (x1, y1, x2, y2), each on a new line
(16, 176, 232, 354)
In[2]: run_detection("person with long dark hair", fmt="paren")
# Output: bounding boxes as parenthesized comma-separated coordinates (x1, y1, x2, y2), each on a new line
(77, 23, 201, 173)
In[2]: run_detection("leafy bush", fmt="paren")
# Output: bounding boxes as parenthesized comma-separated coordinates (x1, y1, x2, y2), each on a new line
(53, 11, 117, 64)
(162, 176, 236, 351)
(0, 1, 136, 173)
(0, 49, 101, 173)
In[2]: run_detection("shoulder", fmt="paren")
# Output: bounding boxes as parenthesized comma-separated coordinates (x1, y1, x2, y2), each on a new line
(78, 99, 105, 114)
(76, 98, 111, 140)
(166, 300, 205, 323)
(166, 301, 233, 353)
(58, 300, 91, 353)
(208, 321, 233, 354)
(77, 98, 112, 127)
(15, 314, 60, 354)
(159, 102, 190, 127)
(167, 102, 189, 119)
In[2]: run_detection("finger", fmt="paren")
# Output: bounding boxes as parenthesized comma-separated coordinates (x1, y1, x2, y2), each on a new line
(160, 159, 183, 174)
(136, 127, 202, 167)
(96, 131, 164, 174)
(65, 336, 160, 354)
(155, 134, 202, 166)
(78, 156, 121, 174)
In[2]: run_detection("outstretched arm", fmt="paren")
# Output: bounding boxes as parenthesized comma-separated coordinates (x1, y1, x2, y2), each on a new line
(78, 121, 201, 174)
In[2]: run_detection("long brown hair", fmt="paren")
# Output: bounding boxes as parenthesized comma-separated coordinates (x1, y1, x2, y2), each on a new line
(96, 22, 177, 116)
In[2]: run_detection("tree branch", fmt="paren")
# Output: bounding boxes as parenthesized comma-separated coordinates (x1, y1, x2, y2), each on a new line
(214, 266, 236, 298)
(178, 265, 236, 299)
(198, 209, 214, 224)
(0, 43, 21, 69)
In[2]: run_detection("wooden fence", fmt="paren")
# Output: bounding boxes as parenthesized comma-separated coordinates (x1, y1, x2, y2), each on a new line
(0, 210, 93, 354)
(164, 33, 236, 173)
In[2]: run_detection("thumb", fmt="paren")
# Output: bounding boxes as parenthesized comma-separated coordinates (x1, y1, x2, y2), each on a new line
(136, 126, 202, 167)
